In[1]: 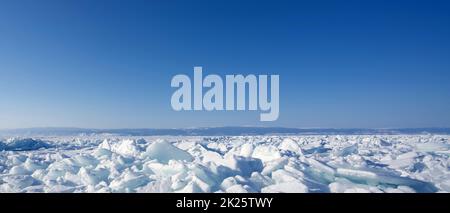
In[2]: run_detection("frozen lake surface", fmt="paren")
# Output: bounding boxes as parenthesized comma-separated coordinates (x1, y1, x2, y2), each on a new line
(0, 135, 449, 193)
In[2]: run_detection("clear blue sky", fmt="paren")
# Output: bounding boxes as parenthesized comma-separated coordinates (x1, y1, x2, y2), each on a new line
(0, 0, 449, 129)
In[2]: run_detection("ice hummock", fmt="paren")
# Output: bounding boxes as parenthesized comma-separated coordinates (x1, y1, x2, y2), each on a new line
(0, 135, 449, 193)
(1, 138, 52, 151)
(144, 140, 193, 163)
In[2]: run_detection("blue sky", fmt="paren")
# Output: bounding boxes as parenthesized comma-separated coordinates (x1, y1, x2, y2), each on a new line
(0, 0, 449, 129)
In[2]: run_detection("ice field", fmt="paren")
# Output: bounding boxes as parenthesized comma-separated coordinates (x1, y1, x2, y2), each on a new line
(0, 135, 449, 193)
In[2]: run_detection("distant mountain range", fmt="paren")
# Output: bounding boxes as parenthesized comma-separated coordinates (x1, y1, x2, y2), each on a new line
(1, 127, 450, 136)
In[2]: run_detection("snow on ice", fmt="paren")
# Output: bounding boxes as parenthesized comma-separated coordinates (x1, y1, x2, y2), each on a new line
(0, 135, 449, 193)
